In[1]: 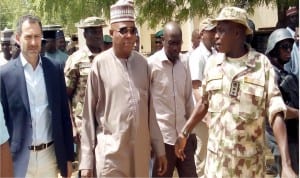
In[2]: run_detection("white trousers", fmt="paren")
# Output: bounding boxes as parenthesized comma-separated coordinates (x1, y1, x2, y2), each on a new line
(194, 121, 209, 177)
(26, 144, 58, 178)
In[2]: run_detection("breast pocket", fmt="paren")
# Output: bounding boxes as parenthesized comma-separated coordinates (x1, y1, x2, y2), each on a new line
(79, 62, 91, 76)
(206, 75, 223, 113)
(239, 78, 265, 120)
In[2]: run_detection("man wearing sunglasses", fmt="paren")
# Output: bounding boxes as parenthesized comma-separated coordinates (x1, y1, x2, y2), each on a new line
(79, 0, 167, 177)
(265, 28, 299, 176)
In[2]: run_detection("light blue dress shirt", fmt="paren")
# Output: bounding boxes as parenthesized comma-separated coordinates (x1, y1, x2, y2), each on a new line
(0, 103, 9, 144)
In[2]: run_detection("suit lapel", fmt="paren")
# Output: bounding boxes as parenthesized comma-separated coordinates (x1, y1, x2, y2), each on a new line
(15, 58, 31, 114)
(41, 57, 54, 112)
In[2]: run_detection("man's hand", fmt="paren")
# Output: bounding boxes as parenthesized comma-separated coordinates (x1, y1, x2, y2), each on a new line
(62, 161, 73, 178)
(281, 164, 297, 178)
(174, 134, 187, 161)
(72, 126, 81, 144)
(156, 155, 167, 176)
(81, 169, 93, 178)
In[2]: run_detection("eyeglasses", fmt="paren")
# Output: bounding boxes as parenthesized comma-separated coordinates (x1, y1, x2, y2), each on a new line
(279, 43, 293, 50)
(116, 27, 137, 35)
(155, 41, 162, 44)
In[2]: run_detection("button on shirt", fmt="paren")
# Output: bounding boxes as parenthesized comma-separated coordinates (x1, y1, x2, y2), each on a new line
(0, 103, 9, 144)
(148, 49, 194, 145)
(21, 54, 52, 145)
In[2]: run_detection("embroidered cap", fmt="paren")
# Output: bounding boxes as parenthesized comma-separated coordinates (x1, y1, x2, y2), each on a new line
(110, 0, 135, 24)
(213, 6, 253, 35)
(76, 17, 107, 28)
(286, 6, 298, 17)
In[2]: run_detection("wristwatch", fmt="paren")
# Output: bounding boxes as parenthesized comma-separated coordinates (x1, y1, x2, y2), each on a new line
(182, 129, 190, 138)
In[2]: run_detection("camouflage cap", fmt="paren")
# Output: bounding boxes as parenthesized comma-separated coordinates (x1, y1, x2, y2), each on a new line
(1, 28, 14, 42)
(199, 18, 216, 33)
(76, 17, 107, 28)
(213, 6, 253, 35)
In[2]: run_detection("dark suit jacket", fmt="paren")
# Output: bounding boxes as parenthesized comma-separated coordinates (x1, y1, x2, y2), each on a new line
(0, 56, 74, 177)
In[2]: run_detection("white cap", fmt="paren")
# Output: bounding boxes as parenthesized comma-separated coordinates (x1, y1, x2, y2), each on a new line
(110, 0, 135, 24)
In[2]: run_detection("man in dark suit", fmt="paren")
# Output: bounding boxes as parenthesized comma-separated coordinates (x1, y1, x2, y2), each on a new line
(0, 14, 74, 177)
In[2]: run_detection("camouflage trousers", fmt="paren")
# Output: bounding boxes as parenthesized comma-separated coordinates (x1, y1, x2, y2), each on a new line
(204, 149, 264, 178)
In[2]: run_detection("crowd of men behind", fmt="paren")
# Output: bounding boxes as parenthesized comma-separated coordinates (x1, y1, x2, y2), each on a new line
(0, 0, 299, 177)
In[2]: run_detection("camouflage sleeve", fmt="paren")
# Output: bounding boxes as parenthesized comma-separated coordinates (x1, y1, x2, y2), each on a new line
(79, 59, 102, 170)
(264, 56, 287, 125)
(64, 55, 79, 91)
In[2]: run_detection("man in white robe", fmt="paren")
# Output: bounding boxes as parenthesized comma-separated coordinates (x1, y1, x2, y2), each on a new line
(79, 0, 167, 177)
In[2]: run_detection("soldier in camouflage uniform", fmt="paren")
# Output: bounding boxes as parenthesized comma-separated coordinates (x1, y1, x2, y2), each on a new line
(64, 17, 106, 148)
(175, 7, 297, 178)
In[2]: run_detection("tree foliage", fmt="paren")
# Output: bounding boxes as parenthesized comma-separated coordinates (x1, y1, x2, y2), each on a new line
(0, 0, 298, 34)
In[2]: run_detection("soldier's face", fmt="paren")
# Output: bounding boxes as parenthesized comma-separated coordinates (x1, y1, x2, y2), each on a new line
(56, 37, 66, 51)
(215, 21, 236, 54)
(84, 27, 103, 49)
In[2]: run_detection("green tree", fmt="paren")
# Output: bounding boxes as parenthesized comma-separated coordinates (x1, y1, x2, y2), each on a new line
(0, 0, 298, 32)
(134, 0, 298, 28)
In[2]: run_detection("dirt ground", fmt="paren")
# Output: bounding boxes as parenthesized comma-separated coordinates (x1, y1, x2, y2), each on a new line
(66, 146, 277, 178)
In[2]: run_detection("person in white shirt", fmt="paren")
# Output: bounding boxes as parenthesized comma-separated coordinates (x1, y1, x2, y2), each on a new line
(188, 17, 217, 177)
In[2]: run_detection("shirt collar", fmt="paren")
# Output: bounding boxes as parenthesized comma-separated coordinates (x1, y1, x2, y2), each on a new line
(157, 48, 179, 64)
(20, 53, 42, 67)
(216, 45, 258, 69)
(198, 42, 213, 57)
(82, 45, 101, 58)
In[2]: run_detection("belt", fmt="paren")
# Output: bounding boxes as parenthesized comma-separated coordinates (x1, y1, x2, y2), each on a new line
(29, 141, 54, 151)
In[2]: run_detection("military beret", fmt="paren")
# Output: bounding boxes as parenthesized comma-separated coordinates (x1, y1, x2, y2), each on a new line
(103, 34, 112, 43)
(155, 30, 163, 38)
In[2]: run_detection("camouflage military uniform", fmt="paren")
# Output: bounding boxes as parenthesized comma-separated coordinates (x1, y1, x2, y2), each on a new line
(201, 48, 286, 177)
(64, 46, 96, 133)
